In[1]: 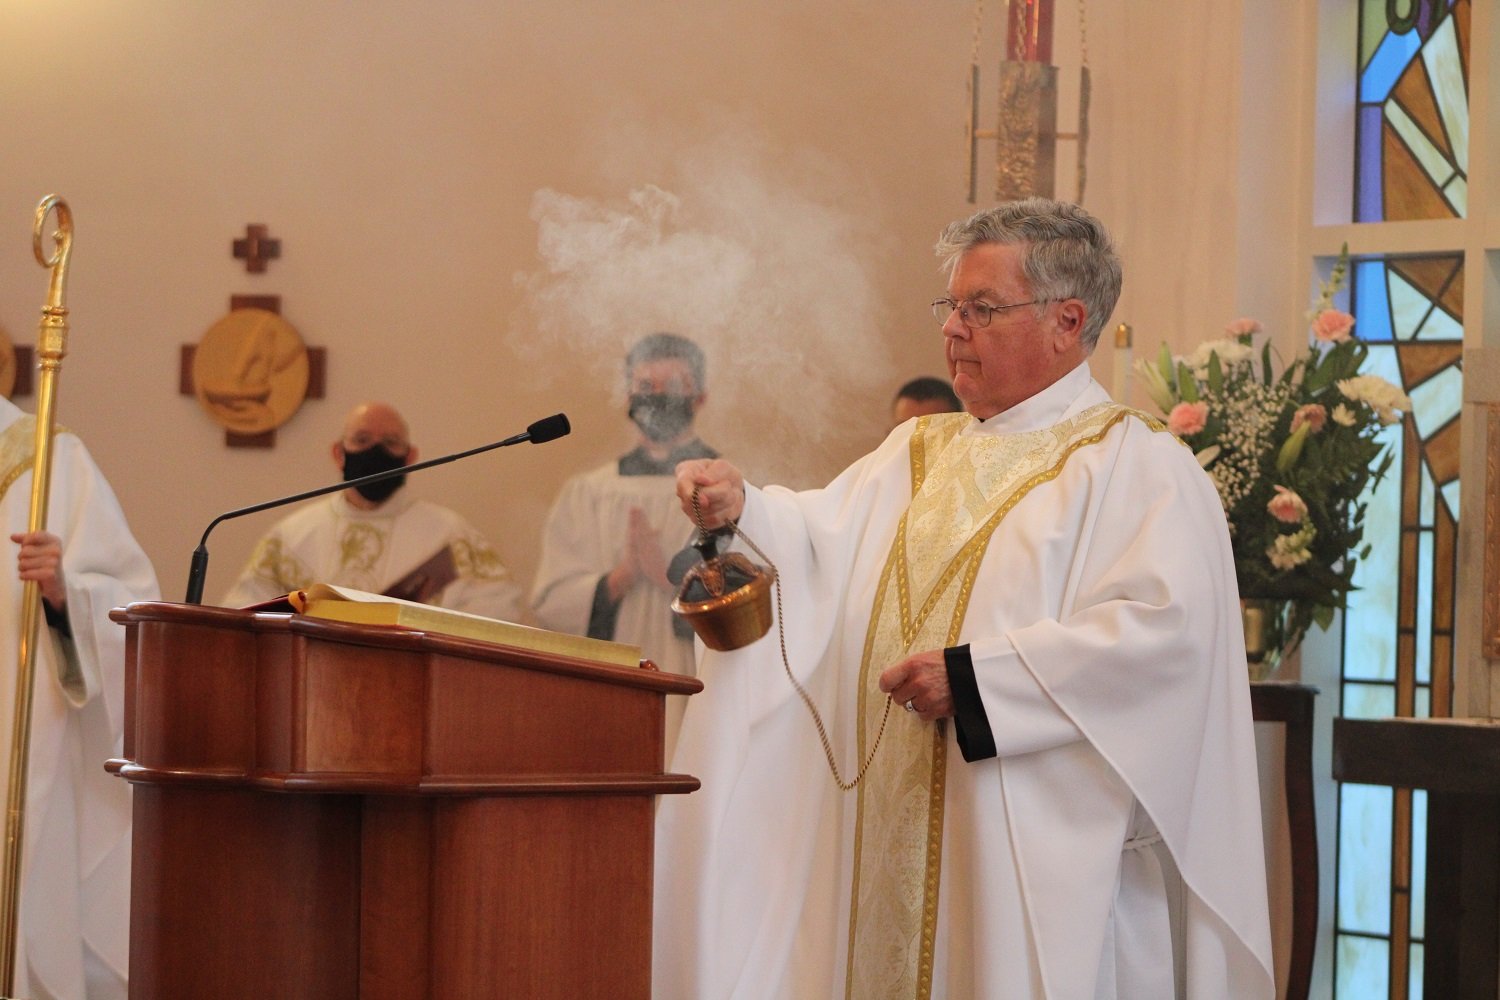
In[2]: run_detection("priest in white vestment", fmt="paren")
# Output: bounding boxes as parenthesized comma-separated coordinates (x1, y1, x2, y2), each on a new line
(223, 401, 523, 618)
(1, 396, 160, 1000)
(656, 200, 1274, 999)
(531, 334, 717, 759)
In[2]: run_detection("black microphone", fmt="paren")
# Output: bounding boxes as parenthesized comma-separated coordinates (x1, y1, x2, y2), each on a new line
(183, 413, 571, 604)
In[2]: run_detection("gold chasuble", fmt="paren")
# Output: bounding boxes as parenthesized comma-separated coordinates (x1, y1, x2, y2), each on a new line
(845, 402, 1145, 1000)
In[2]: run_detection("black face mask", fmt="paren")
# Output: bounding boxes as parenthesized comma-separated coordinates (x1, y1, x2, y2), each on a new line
(342, 444, 409, 504)
(629, 393, 696, 443)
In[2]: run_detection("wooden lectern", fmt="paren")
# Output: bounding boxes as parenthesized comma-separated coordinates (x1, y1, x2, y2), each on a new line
(107, 602, 702, 1000)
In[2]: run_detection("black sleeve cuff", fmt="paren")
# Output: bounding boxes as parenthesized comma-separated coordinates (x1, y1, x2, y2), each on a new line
(43, 599, 72, 639)
(586, 576, 621, 640)
(946, 643, 996, 762)
(666, 545, 699, 640)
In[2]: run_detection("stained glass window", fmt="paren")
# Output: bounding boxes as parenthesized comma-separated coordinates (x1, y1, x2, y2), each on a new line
(1336, 253, 1462, 999)
(1355, 0, 1470, 222)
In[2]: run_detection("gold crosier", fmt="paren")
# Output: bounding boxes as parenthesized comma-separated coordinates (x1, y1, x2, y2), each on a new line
(844, 403, 1143, 1000)
(0, 195, 74, 995)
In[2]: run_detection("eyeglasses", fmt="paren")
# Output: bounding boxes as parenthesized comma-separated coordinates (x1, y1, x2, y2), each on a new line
(931, 297, 1046, 328)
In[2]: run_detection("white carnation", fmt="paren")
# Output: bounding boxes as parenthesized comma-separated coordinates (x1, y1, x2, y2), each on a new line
(1267, 523, 1317, 571)
(1337, 374, 1412, 425)
(1184, 338, 1256, 375)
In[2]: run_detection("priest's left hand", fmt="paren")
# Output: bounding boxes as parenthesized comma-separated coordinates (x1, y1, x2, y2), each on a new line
(879, 650, 953, 722)
(12, 530, 67, 611)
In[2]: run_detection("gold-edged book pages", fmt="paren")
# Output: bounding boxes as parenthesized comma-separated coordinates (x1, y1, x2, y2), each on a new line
(287, 584, 643, 670)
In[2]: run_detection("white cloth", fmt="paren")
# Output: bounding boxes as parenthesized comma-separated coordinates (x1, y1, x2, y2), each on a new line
(653, 365, 1274, 999)
(222, 491, 522, 620)
(0, 397, 160, 1000)
(531, 462, 697, 758)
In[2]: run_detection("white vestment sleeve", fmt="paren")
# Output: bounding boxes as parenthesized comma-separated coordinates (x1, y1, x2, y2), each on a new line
(51, 434, 161, 733)
(999, 422, 1274, 998)
(530, 474, 608, 634)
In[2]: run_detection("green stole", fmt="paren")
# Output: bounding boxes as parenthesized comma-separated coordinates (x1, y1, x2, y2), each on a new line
(843, 402, 1150, 999)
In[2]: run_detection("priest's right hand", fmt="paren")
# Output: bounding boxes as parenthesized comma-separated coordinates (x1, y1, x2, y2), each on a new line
(676, 459, 745, 529)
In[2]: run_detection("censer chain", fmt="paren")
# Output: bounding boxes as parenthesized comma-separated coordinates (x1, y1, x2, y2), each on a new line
(692, 489, 892, 791)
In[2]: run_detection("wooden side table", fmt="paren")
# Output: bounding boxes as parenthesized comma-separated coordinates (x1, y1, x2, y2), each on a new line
(1251, 681, 1319, 1000)
(1334, 716, 1500, 999)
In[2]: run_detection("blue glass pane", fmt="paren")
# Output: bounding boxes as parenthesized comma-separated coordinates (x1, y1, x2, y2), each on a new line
(1361, 28, 1423, 103)
(1419, 460, 1434, 527)
(1358, 105, 1387, 223)
(1339, 783, 1394, 932)
(1412, 789, 1428, 938)
(1355, 260, 1393, 339)
(1411, 942, 1425, 999)
(1416, 533, 1433, 683)
(1337, 934, 1391, 998)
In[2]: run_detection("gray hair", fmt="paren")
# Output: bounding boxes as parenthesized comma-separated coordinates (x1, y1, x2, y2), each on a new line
(935, 198, 1122, 350)
(625, 332, 706, 390)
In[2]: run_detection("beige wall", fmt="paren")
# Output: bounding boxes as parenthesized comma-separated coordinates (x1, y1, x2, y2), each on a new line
(0, 0, 1303, 605)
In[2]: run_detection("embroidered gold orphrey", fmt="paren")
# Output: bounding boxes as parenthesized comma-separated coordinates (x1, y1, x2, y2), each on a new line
(0, 416, 44, 503)
(844, 402, 1149, 1000)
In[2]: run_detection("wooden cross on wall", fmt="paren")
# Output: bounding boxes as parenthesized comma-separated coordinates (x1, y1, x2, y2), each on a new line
(180, 223, 325, 447)
(233, 224, 281, 273)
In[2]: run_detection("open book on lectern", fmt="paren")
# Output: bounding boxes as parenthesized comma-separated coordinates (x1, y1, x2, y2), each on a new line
(272, 583, 645, 670)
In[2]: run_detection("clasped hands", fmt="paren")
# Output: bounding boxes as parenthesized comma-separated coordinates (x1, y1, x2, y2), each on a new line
(607, 508, 674, 601)
(674, 459, 954, 721)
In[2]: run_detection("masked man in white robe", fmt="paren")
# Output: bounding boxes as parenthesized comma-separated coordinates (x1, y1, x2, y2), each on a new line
(656, 199, 1274, 999)
(1, 396, 160, 999)
(531, 334, 716, 759)
(223, 401, 523, 619)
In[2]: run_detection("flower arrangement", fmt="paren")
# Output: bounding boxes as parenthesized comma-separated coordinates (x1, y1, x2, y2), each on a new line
(1134, 250, 1412, 655)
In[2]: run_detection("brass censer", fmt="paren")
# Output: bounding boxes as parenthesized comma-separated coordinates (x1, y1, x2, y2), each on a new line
(671, 525, 775, 652)
(669, 489, 893, 792)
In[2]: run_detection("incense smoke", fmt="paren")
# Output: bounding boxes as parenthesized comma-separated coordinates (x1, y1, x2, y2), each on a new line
(514, 136, 896, 486)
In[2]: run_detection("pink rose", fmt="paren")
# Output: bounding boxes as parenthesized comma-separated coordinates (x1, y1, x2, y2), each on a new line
(1167, 401, 1209, 437)
(1291, 403, 1327, 434)
(1267, 485, 1308, 524)
(1225, 317, 1262, 337)
(1311, 309, 1355, 343)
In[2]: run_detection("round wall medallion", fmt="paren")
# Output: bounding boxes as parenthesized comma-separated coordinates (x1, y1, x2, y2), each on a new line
(192, 308, 309, 434)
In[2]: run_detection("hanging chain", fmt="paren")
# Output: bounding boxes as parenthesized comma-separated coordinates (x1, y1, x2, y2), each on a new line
(970, 0, 985, 66)
(1078, 0, 1089, 70)
(691, 489, 892, 791)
